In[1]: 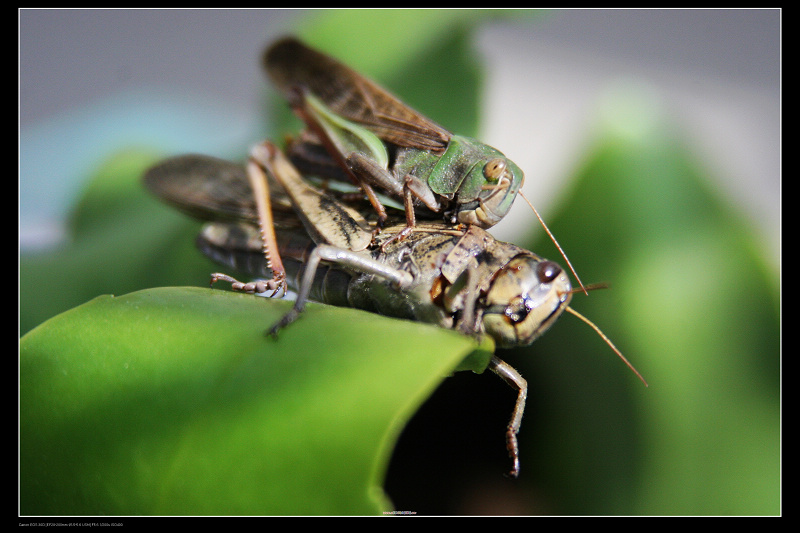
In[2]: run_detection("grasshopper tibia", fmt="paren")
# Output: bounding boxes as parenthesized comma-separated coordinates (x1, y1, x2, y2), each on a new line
(488, 355, 528, 478)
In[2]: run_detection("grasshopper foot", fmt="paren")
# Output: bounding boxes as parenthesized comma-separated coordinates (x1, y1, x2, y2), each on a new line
(267, 306, 303, 338)
(210, 272, 287, 297)
(505, 428, 521, 478)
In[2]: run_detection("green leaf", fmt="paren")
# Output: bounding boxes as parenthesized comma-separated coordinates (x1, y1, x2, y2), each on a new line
(20, 287, 485, 515)
(20, 15, 509, 515)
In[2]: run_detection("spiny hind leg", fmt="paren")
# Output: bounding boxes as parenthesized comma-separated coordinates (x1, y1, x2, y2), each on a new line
(244, 142, 289, 295)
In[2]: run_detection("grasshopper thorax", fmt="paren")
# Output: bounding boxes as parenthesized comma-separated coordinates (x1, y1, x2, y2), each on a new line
(482, 255, 572, 348)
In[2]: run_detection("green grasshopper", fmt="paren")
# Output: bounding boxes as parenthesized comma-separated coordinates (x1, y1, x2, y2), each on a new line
(264, 38, 585, 291)
(265, 37, 519, 231)
(144, 142, 646, 477)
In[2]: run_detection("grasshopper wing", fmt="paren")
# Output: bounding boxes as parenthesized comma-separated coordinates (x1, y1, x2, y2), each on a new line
(143, 154, 298, 227)
(264, 37, 451, 153)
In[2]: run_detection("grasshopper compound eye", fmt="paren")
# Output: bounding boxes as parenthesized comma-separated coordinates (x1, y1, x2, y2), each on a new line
(482, 256, 572, 348)
(459, 157, 525, 228)
(483, 158, 508, 183)
(536, 260, 562, 284)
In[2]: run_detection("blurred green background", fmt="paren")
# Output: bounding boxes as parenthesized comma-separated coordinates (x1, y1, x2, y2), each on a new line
(20, 9, 779, 515)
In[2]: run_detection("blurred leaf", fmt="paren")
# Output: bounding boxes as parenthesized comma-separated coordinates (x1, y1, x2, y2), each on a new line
(19, 151, 221, 336)
(508, 83, 779, 515)
(269, 9, 543, 142)
(20, 287, 484, 515)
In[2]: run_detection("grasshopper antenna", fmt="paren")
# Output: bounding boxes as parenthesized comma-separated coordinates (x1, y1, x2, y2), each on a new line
(519, 191, 587, 295)
(565, 305, 648, 387)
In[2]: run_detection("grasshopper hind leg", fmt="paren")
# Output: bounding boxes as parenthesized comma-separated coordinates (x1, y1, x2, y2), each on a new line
(205, 144, 290, 303)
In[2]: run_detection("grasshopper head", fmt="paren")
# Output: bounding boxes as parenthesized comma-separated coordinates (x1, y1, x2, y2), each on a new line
(456, 157, 524, 228)
(482, 255, 572, 348)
